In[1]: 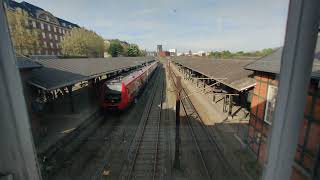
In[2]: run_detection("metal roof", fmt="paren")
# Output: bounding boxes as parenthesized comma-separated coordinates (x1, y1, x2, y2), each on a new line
(245, 37, 320, 79)
(16, 55, 42, 70)
(171, 57, 256, 91)
(29, 57, 155, 91)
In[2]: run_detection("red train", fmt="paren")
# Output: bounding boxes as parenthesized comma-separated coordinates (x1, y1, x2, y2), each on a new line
(100, 62, 158, 110)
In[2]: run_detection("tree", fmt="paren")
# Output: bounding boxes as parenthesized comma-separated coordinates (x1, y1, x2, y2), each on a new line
(126, 44, 141, 57)
(61, 28, 104, 57)
(6, 9, 40, 55)
(209, 49, 274, 58)
(108, 40, 123, 57)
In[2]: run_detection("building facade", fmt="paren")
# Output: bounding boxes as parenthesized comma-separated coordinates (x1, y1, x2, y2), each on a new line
(157, 45, 163, 53)
(4, 0, 79, 56)
(245, 37, 320, 180)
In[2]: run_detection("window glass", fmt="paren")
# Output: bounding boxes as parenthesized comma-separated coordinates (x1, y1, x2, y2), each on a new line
(264, 85, 278, 124)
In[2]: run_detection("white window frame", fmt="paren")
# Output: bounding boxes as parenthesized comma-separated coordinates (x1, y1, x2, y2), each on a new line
(40, 22, 44, 30)
(32, 21, 36, 28)
(48, 25, 51, 31)
(50, 42, 53, 48)
(264, 85, 278, 124)
(42, 32, 45, 39)
(53, 26, 56, 32)
(54, 34, 58, 40)
(48, 33, 52, 39)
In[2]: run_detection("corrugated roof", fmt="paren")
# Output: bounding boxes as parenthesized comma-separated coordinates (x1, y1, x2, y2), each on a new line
(171, 57, 256, 91)
(16, 55, 42, 69)
(245, 37, 320, 79)
(29, 57, 155, 90)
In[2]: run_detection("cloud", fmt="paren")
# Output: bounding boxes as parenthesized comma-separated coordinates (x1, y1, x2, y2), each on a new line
(20, 0, 290, 52)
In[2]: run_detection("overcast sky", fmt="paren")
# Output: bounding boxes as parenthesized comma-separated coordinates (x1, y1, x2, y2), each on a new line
(19, 0, 290, 52)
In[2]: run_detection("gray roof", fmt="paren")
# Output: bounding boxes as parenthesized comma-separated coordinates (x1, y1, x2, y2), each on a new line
(16, 55, 42, 70)
(171, 57, 256, 91)
(245, 37, 320, 79)
(29, 57, 155, 90)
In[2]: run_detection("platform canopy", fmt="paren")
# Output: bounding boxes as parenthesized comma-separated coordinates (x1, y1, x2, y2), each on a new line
(28, 57, 155, 91)
(245, 37, 320, 79)
(172, 57, 256, 91)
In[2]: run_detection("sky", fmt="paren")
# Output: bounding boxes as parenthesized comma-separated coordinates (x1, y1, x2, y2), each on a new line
(19, 0, 290, 52)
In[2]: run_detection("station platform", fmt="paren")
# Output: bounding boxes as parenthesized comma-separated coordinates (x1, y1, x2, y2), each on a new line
(33, 87, 100, 155)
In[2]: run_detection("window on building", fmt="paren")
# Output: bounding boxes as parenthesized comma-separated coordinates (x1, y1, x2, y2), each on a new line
(40, 23, 44, 30)
(32, 21, 36, 28)
(62, 29, 65, 34)
(59, 28, 62, 33)
(46, 16, 49, 21)
(264, 85, 278, 124)
(62, 22, 66, 26)
(54, 26, 56, 32)
(48, 25, 51, 31)
(49, 33, 52, 39)
(55, 34, 58, 40)
(50, 42, 53, 48)
(42, 32, 45, 39)
(60, 36, 63, 41)
(43, 42, 47, 47)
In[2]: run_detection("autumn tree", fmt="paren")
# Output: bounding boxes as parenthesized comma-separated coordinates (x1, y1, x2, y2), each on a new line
(6, 9, 40, 55)
(61, 28, 105, 57)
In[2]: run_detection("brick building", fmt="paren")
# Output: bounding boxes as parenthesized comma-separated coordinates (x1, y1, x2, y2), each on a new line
(245, 37, 320, 179)
(4, 0, 79, 56)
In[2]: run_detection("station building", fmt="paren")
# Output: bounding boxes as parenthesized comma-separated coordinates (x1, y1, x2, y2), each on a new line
(4, 0, 79, 56)
(245, 37, 320, 179)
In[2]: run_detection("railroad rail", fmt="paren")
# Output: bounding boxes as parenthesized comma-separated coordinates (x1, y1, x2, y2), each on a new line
(122, 66, 165, 180)
(169, 64, 237, 180)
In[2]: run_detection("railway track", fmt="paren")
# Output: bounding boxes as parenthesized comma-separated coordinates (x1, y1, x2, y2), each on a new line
(120, 66, 165, 180)
(169, 66, 238, 180)
(47, 65, 163, 180)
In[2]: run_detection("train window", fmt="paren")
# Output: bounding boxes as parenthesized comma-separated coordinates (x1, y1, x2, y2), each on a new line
(105, 83, 122, 102)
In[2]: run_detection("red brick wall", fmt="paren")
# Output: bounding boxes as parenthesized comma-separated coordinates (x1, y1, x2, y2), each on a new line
(248, 72, 320, 179)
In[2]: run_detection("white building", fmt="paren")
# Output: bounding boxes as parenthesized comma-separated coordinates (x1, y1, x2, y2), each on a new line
(168, 49, 177, 56)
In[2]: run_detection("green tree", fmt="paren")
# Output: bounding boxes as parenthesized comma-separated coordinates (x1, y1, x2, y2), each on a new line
(108, 40, 123, 57)
(126, 44, 141, 57)
(6, 9, 40, 55)
(61, 28, 104, 57)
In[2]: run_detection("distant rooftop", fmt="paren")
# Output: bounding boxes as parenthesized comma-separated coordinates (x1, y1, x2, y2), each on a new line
(5, 0, 79, 28)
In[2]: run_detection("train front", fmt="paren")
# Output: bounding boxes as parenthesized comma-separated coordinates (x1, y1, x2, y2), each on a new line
(101, 81, 128, 110)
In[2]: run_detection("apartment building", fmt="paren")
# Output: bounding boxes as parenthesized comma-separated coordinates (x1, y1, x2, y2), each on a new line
(4, 0, 79, 55)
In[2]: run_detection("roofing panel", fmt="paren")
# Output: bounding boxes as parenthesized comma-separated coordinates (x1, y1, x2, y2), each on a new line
(28, 57, 155, 90)
(171, 57, 256, 91)
(245, 37, 320, 79)
(16, 55, 42, 69)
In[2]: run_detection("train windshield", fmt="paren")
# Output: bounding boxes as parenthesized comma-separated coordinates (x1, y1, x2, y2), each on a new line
(105, 83, 122, 102)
